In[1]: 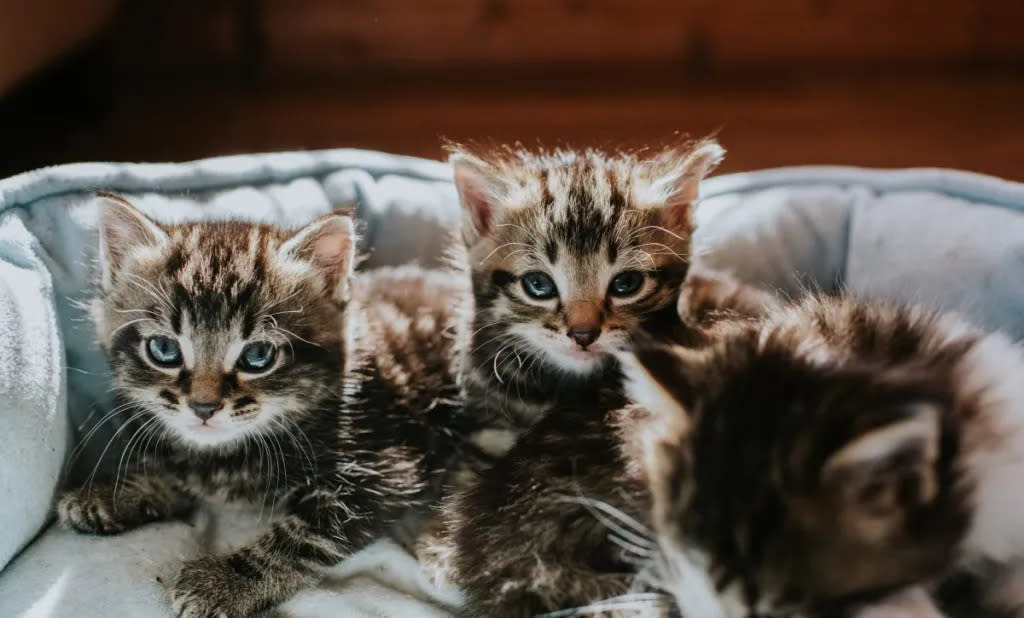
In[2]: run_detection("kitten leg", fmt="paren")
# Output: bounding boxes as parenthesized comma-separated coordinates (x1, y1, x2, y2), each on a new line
(170, 491, 380, 618)
(57, 473, 193, 535)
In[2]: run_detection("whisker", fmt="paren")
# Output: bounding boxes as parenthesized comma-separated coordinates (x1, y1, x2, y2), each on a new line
(635, 225, 690, 243)
(113, 416, 162, 506)
(109, 317, 154, 340)
(492, 343, 516, 384)
(558, 495, 655, 542)
(84, 408, 153, 492)
(481, 242, 533, 265)
(609, 533, 655, 561)
(271, 325, 321, 349)
(536, 592, 667, 617)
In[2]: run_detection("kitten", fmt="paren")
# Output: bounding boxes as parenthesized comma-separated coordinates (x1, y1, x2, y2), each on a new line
(58, 194, 475, 617)
(444, 269, 779, 617)
(622, 294, 1024, 618)
(449, 139, 725, 452)
(437, 140, 724, 614)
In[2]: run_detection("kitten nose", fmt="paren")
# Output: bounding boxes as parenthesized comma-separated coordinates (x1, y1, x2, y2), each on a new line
(566, 301, 602, 349)
(188, 400, 222, 421)
(568, 327, 599, 349)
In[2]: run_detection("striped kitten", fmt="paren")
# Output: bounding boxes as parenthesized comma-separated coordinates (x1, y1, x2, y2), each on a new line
(449, 139, 725, 449)
(437, 141, 725, 615)
(622, 294, 1024, 618)
(58, 195, 473, 617)
(443, 270, 779, 617)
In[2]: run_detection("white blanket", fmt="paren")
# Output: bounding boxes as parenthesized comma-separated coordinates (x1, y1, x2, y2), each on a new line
(1, 149, 1022, 617)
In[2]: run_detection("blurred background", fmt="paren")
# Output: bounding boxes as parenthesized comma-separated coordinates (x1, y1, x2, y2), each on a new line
(1, 0, 1022, 179)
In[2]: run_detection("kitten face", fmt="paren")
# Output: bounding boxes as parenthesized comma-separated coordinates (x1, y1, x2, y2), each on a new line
(91, 195, 355, 449)
(451, 141, 723, 378)
(620, 298, 973, 615)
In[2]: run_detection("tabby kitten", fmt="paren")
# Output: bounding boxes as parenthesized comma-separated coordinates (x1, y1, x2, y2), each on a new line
(449, 139, 725, 450)
(445, 270, 779, 617)
(58, 195, 473, 617)
(622, 294, 1024, 618)
(438, 140, 725, 615)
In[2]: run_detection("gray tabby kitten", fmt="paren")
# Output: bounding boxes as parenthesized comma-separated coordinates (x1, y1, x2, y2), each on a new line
(449, 139, 725, 453)
(58, 195, 475, 617)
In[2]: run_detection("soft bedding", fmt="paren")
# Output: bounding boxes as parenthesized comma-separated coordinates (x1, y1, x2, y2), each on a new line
(0, 149, 1022, 617)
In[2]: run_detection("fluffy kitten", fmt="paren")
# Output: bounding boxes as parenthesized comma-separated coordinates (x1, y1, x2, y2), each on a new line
(437, 140, 725, 615)
(58, 195, 474, 617)
(445, 270, 779, 617)
(449, 139, 725, 449)
(623, 294, 1024, 618)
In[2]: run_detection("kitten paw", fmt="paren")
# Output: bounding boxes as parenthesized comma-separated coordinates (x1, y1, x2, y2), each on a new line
(58, 481, 191, 535)
(171, 556, 250, 618)
(57, 489, 132, 535)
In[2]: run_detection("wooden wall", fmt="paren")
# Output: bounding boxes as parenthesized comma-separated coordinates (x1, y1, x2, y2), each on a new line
(109, 0, 1024, 80)
(3, 1, 1022, 178)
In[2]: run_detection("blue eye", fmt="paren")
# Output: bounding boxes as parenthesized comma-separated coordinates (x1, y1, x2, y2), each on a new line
(239, 341, 277, 373)
(521, 272, 557, 299)
(146, 336, 182, 367)
(609, 271, 645, 297)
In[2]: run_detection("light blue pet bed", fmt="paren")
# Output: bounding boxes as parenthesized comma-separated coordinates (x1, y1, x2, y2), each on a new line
(0, 149, 1022, 617)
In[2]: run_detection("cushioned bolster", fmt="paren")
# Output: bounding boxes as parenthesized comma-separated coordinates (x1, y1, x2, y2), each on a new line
(0, 211, 67, 570)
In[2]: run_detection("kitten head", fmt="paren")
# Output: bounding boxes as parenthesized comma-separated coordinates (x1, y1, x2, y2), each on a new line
(450, 140, 723, 378)
(91, 194, 356, 449)
(618, 305, 970, 614)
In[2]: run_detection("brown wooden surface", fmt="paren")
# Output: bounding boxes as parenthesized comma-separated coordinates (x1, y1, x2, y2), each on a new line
(1, 0, 1022, 180)
(108, 0, 1024, 75)
(0, 0, 116, 93)
(6, 70, 1020, 181)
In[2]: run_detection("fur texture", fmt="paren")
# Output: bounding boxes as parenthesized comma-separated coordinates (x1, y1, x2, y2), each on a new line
(438, 141, 728, 616)
(58, 195, 476, 617)
(445, 268, 776, 618)
(624, 294, 1024, 618)
(450, 140, 724, 438)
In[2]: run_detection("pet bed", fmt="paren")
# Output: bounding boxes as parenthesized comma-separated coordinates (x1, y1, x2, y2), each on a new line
(0, 149, 1022, 617)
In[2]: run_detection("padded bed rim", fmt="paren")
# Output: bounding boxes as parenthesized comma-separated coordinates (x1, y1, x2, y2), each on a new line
(1, 149, 1022, 214)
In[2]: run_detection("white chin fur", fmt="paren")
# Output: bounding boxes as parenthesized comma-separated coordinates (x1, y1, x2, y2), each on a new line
(507, 324, 613, 375)
(163, 406, 279, 448)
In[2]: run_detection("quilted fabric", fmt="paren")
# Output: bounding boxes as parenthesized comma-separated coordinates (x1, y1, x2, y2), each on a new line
(0, 149, 1022, 617)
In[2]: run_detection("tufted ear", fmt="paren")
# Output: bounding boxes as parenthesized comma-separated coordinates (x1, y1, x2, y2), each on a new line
(450, 151, 510, 246)
(96, 192, 169, 290)
(641, 140, 725, 232)
(821, 402, 942, 543)
(279, 214, 356, 304)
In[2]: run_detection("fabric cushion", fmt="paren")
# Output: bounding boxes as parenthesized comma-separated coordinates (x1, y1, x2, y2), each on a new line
(0, 150, 1022, 617)
(0, 210, 67, 570)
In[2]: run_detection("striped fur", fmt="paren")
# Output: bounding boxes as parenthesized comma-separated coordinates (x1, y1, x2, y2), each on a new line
(58, 195, 475, 617)
(438, 141, 729, 617)
(450, 140, 724, 436)
(624, 294, 1024, 618)
(442, 280, 774, 617)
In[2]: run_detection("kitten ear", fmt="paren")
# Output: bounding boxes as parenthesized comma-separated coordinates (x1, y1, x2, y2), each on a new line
(644, 139, 725, 230)
(279, 214, 357, 304)
(96, 192, 169, 290)
(821, 402, 942, 543)
(450, 152, 506, 245)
